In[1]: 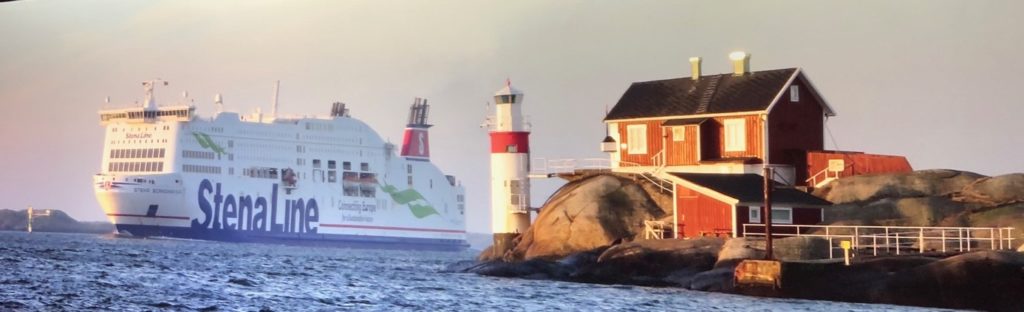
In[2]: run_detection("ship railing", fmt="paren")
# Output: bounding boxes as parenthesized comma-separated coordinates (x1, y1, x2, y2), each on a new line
(742, 224, 1016, 259)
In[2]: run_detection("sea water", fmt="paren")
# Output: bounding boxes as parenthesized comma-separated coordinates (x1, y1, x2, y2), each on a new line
(0, 232, 954, 311)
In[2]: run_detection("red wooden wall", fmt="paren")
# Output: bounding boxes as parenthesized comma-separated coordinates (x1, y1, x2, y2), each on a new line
(616, 120, 665, 167)
(767, 80, 825, 183)
(676, 184, 733, 237)
(806, 151, 912, 186)
(734, 206, 823, 237)
(665, 125, 700, 166)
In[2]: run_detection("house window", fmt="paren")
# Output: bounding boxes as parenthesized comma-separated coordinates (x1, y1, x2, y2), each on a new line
(626, 124, 647, 154)
(672, 127, 685, 142)
(749, 206, 793, 224)
(723, 118, 746, 152)
(790, 85, 800, 102)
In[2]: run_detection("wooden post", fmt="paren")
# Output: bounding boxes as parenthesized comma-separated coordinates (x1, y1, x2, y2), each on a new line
(763, 167, 773, 260)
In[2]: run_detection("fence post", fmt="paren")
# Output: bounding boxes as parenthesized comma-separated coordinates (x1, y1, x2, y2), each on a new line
(873, 234, 878, 256)
(885, 228, 891, 254)
(967, 230, 972, 252)
(941, 230, 946, 253)
(958, 228, 964, 252)
(854, 227, 860, 250)
(918, 228, 925, 253)
(896, 232, 901, 255)
(991, 228, 996, 250)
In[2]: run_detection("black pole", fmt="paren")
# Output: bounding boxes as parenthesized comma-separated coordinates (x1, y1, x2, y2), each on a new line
(763, 166, 774, 260)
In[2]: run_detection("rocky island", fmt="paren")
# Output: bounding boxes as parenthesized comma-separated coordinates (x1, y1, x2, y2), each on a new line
(463, 170, 1024, 312)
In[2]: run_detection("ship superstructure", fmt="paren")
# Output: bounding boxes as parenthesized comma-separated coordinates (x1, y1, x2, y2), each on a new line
(94, 81, 467, 250)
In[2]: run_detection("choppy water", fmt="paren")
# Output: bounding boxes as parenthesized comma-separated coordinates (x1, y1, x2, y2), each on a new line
(0, 232, 954, 311)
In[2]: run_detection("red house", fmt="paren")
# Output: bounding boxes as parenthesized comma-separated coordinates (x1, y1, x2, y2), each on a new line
(602, 53, 840, 238)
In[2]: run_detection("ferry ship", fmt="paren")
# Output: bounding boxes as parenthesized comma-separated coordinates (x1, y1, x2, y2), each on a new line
(93, 81, 467, 251)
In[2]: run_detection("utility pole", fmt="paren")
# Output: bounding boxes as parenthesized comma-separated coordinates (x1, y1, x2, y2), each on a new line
(763, 167, 774, 260)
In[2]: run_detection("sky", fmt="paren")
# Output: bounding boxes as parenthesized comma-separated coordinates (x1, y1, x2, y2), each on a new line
(1, 0, 1022, 234)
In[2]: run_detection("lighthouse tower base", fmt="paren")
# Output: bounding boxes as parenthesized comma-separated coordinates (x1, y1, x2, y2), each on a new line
(489, 233, 520, 260)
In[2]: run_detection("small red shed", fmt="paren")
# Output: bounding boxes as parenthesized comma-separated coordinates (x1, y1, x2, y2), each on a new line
(666, 173, 831, 238)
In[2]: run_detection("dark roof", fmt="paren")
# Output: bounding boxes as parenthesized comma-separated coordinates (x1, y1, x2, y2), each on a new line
(661, 118, 708, 126)
(670, 173, 832, 207)
(605, 68, 798, 120)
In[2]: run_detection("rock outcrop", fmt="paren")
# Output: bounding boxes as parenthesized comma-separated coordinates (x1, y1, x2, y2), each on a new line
(507, 174, 668, 261)
(815, 170, 1024, 237)
(0, 209, 113, 234)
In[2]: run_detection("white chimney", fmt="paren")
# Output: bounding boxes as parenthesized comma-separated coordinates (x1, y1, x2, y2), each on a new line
(689, 57, 702, 80)
(729, 51, 750, 75)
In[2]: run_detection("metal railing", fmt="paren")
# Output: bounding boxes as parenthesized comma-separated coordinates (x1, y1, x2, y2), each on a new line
(743, 224, 1016, 259)
(644, 220, 672, 240)
(529, 158, 611, 177)
(806, 163, 853, 188)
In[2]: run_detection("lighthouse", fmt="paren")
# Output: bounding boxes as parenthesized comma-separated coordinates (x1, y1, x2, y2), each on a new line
(487, 80, 531, 258)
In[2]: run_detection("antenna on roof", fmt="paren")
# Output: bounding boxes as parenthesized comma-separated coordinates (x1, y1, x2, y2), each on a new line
(272, 80, 280, 119)
(214, 93, 223, 114)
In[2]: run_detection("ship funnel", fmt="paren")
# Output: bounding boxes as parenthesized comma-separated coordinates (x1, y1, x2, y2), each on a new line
(400, 97, 432, 160)
(330, 102, 349, 117)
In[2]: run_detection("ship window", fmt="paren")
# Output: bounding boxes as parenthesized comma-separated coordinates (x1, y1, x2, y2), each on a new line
(343, 161, 351, 170)
(361, 163, 369, 171)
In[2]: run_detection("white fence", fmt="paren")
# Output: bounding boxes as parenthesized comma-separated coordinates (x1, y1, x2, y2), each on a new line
(742, 224, 1016, 259)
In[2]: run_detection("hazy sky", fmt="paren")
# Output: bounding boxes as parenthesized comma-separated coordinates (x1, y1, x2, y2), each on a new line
(1, 0, 1022, 234)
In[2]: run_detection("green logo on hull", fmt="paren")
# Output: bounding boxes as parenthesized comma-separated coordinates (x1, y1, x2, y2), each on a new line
(193, 132, 226, 155)
(380, 184, 439, 218)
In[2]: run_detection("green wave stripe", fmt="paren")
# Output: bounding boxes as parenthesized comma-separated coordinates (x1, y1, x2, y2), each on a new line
(192, 132, 226, 155)
(380, 184, 439, 218)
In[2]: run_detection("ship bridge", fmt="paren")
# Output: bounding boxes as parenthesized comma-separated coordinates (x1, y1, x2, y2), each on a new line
(99, 80, 195, 125)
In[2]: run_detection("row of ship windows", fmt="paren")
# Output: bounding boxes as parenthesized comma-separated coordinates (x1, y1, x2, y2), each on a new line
(109, 161, 164, 173)
(313, 159, 370, 171)
(111, 126, 172, 132)
(182, 164, 222, 174)
(110, 148, 166, 159)
(182, 150, 216, 160)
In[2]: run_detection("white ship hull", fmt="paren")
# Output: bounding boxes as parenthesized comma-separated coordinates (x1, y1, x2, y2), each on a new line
(94, 88, 466, 250)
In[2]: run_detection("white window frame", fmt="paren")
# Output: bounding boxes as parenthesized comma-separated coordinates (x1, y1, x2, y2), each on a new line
(626, 124, 647, 154)
(723, 118, 746, 152)
(790, 85, 800, 102)
(748, 206, 793, 224)
(672, 126, 686, 142)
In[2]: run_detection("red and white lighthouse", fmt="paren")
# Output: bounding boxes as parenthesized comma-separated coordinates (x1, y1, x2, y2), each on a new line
(487, 80, 531, 256)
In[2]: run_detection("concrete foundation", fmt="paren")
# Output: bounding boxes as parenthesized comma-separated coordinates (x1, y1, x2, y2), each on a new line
(491, 232, 520, 261)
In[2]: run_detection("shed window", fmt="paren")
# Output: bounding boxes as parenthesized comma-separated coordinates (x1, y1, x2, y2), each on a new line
(626, 124, 647, 154)
(723, 118, 746, 152)
(672, 127, 685, 142)
(748, 206, 793, 224)
(790, 85, 800, 102)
